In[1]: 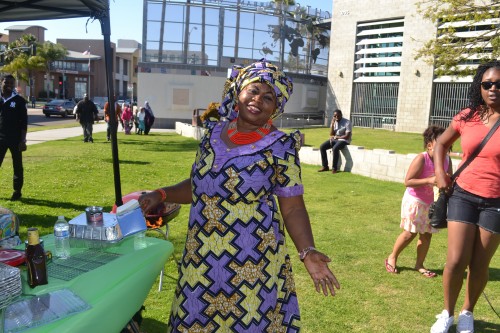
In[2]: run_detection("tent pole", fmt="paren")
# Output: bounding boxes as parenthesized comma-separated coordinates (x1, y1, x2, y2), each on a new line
(100, 9, 123, 207)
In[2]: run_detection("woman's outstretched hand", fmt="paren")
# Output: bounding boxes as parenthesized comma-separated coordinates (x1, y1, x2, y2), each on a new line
(138, 191, 162, 214)
(303, 250, 340, 297)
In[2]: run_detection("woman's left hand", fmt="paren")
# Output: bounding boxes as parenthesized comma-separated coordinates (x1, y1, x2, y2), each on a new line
(303, 250, 340, 297)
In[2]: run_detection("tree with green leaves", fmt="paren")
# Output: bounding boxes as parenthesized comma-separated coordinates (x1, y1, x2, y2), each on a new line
(264, 0, 329, 73)
(1, 34, 42, 97)
(2, 34, 38, 78)
(1, 34, 67, 98)
(415, 0, 500, 77)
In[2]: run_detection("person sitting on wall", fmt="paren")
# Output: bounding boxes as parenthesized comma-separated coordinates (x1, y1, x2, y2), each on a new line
(318, 109, 352, 174)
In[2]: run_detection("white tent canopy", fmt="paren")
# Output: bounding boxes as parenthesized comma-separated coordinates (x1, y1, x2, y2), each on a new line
(0, 0, 124, 206)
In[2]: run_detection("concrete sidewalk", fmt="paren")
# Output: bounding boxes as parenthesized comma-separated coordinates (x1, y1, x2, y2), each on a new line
(26, 123, 174, 145)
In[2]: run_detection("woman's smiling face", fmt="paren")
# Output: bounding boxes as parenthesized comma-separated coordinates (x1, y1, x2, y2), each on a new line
(236, 82, 277, 128)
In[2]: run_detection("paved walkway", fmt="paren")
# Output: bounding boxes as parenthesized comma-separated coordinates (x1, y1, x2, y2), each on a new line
(26, 123, 174, 145)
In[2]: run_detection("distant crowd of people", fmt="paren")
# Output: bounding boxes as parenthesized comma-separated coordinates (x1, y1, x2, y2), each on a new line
(103, 99, 155, 140)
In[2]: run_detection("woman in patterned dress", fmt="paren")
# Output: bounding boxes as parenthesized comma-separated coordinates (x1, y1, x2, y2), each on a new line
(139, 60, 340, 332)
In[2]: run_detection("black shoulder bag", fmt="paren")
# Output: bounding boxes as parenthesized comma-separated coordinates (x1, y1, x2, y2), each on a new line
(429, 118, 500, 228)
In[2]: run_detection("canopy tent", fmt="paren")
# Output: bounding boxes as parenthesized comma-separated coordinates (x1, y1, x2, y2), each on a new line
(0, 0, 123, 206)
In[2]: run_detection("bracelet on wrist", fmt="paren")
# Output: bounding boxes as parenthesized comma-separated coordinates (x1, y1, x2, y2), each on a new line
(155, 188, 167, 202)
(298, 246, 316, 261)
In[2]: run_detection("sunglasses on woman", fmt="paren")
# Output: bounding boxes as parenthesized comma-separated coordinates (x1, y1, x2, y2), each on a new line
(480, 81, 500, 90)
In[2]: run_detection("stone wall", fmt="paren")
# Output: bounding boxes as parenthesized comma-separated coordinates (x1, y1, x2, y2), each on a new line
(175, 122, 460, 184)
(327, 0, 438, 134)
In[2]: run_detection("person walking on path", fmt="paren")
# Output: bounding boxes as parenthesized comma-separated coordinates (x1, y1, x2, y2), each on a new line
(104, 99, 121, 141)
(137, 107, 145, 135)
(139, 60, 340, 332)
(385, 126, 452, 278)
(121, 103, 133, 135)
(133, 104, 139, 134)
(75, 94, 98, 143)
(143, 101, 155, 135)
(0, 74, 28, 201)
(430, 61, 500, 333)
(318, 109, 352, 174)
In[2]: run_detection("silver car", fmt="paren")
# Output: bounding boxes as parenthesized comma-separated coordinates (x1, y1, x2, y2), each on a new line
(42, 99, 76, 118)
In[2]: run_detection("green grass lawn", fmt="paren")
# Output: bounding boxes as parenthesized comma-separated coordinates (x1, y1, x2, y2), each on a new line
(2, 130, 495, 332)
(28, 123, 460, 155)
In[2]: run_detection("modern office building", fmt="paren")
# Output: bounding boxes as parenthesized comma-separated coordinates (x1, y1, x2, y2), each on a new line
(138, 0, 332, 128)
(327, 0, 496, 133)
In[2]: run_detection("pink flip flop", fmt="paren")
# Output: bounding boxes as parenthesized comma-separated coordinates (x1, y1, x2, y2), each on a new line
(418, 269, 437, 278)
(385, 258, 398, 274)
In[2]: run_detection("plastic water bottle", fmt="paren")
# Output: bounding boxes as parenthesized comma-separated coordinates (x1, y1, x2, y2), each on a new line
(134, 231, 146, 250)
(54, 216, 70, 259)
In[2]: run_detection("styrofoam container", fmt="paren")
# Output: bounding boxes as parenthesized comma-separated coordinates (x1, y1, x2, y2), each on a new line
(115, 199, 147, 237)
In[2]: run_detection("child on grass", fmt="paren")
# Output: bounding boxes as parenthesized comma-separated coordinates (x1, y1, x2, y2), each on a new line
(138, 107, 145, 135)
(385, 125, 453, 277)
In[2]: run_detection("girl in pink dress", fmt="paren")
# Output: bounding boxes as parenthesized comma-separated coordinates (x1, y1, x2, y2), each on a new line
(385, 126, 452, 277)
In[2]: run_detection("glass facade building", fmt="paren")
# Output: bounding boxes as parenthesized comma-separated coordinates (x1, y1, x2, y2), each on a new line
(142, 0, 331, 77)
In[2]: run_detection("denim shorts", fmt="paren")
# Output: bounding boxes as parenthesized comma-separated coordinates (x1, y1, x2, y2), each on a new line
(447, 184, 500, 234)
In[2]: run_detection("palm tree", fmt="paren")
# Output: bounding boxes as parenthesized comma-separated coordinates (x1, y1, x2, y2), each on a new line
(266, 1, 329, 73)
(35, 41, 67, 97)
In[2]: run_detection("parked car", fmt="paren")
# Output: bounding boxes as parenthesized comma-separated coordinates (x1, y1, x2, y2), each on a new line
(92, 96, 108, 109)
(95, 103, 105, 120)
(42, 99, 76, 118)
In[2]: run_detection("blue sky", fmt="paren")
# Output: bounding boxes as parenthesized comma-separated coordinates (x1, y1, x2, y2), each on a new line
(0, 1, 332, 44)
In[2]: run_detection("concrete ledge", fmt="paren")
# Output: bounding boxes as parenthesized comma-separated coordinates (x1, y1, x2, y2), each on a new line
(299, 145, 460, 183)
(175, 122, 460, 184)
(176, 121, 204, 140)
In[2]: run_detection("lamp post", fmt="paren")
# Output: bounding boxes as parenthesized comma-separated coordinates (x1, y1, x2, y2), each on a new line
(278, 3, 286, 70)
(188, 26, 198, 64)
(87, 45, 91, 98)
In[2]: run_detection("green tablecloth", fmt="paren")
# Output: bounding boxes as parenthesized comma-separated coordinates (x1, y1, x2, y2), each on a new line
(14, 234, 173, 333)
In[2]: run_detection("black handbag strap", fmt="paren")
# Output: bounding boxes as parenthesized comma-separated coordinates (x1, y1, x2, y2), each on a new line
(451, 117, 500, 180)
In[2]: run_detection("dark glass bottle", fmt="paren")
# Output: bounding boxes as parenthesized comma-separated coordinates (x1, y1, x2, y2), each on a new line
(25, 228, 48, 288)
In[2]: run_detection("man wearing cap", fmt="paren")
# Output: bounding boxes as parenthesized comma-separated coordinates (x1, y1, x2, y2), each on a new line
(0, 74, 27, 201)
(75, 94, 98, 143)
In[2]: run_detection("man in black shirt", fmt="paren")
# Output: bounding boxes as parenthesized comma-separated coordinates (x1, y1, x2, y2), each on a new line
(0, 74, 28, 201)
(75, 94, 98, 143)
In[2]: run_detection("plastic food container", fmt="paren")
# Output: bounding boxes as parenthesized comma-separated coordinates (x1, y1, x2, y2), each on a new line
(0, 250, 26, 267)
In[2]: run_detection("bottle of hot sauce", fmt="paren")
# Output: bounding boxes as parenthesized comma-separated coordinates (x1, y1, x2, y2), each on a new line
(25, 228, 48, 288)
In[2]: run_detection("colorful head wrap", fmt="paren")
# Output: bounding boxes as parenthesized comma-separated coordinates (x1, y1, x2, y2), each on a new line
(218, 59, 293, 121)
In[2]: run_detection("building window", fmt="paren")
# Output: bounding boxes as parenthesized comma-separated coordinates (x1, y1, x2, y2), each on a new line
(354, 18, 404, 82)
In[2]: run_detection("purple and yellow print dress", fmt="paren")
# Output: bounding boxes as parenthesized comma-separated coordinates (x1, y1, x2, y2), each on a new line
(168, 120, 303, 332)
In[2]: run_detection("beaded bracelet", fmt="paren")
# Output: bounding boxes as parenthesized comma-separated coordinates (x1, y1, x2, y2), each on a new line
(298, 246, 316, 261)
(155, 188, 167, 202)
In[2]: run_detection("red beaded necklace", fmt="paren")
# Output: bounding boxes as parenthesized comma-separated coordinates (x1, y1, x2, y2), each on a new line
(227, 118, 272, 145)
